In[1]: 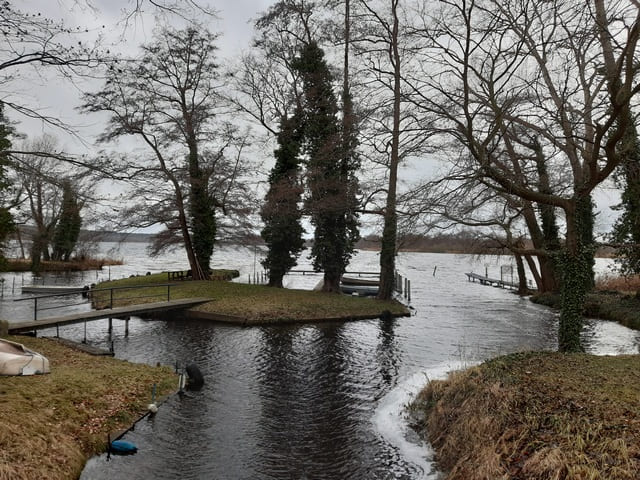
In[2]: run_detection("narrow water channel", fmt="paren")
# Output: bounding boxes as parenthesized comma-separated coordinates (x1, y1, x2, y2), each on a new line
(3, 246, 638, 479)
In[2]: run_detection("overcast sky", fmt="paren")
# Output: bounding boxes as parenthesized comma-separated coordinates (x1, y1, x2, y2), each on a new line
(11, 1, 275, 150)
(6, 1, 622, 234)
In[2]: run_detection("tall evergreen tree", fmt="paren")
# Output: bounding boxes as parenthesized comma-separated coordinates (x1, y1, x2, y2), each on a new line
(261, 114, 305, 287)
(52, 180, 81, 262)
(294, 41, 359, 292)
(0, 103, 14, 269)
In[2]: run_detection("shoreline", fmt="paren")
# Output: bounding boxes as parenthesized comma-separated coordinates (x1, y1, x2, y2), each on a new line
(0, 336, 177, 480)
(410, 352, 640, 479)
(182, 307, 411, 326)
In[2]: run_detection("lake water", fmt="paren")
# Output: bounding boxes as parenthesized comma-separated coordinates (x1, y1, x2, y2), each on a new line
(1, 243, 638, 479)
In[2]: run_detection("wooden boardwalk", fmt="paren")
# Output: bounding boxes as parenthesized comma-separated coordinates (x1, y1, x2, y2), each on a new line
(465, 272, 518, 290)
(7, 297, 211, 335)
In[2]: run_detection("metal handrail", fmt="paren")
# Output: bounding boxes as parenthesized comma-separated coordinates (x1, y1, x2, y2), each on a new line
(15, 283, 178, 321)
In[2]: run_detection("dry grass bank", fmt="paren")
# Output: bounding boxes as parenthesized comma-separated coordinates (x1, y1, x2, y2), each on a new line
(410, 352, 640, 479)
(92, 272, 409, 322)
(0, 336, 176, 480)
(531, 274, 640, 330)
(596, 273, 640, 294)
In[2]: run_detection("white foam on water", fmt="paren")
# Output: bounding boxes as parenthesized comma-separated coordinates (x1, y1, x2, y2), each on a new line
(372, 361, 471, 479)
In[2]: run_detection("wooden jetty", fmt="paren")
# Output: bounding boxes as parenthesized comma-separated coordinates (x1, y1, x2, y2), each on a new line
(465, 272, 518, 290)
(6, 297, 211, 335)
(21, 285, 88, 295)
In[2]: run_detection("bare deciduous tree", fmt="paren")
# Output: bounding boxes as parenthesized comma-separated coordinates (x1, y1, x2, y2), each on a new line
(83, 25, 253, 279)
(408, 0, 640, 351)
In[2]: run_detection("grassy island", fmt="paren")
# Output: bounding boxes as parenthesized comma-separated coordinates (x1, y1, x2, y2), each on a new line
(0, 336, 176, 480)
(6, 257, 123, 272)
(411, 352, 640, 480)
(93, 272, 409, 324)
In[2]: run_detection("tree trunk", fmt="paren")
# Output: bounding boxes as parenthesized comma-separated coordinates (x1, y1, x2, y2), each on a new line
(323, 270, 341, 293)
(524, 254, 543, 291)
(378, 0, 401, 301)
(558, 195, 595, 352)
(515, 253, 528, 294)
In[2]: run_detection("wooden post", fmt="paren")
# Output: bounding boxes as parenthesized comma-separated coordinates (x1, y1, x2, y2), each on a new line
(125, 318, 129, 337)
(108, 317, 113, 336)
(83, 321, 87, 344)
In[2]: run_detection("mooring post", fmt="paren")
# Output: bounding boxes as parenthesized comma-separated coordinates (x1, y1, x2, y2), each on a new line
(83, 321, 87, 344)
(125, 318, 129, 337)
(108, 317, 113, 336)
(408, 280, 411, 303)
(56, 323, 59, 338)
(33, 297, 38, 321)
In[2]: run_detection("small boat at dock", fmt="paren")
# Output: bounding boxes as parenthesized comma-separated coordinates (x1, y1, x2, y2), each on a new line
(340, 276, 379, 296)
(340, 276, 380, 287)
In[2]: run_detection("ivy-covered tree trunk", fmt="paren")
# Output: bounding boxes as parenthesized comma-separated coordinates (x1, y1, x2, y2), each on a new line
(558, 195, 595, 353)
(534, 140, 562, 293)
(377, 0, 402, 301)
(187, 127, 215, 280)
(52, 180, 81, 261)
(611, 119, 640, 277)
(0, 102, 13, 269)
(30, 233, 47, 273)
(190, 170, 216, 278)
(261, 115, 305, 288)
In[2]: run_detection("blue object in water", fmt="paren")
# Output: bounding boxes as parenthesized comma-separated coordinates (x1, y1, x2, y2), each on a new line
(110, 440, 138, 455)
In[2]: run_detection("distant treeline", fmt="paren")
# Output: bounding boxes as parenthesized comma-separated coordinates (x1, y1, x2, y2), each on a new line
(357, 233, 489, 253)
(9, 227, 617, 257)
(11, 225, 154, 244)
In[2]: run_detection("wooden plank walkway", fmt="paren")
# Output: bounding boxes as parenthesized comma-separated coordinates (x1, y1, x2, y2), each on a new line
(465, 272, 518, 290)
(7, 297, 211, 335)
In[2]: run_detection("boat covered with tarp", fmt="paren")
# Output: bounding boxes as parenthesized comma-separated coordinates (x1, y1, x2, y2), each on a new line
(0, 339, 50, 376)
